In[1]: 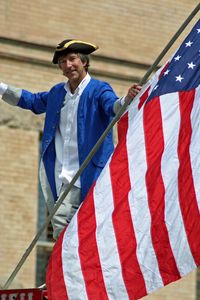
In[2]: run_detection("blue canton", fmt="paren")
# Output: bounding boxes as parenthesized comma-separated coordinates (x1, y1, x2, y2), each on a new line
(148, 19, 200, 102)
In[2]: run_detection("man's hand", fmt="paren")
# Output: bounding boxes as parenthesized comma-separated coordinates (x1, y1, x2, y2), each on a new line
(124, 83, 142, 103)
(0, 83, 8, 96)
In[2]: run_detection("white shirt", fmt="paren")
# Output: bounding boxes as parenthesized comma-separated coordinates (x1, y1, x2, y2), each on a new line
(54, 73, 91, 196)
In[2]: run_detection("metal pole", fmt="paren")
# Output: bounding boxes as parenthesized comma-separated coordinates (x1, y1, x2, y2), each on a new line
(3, 3, 200, 290)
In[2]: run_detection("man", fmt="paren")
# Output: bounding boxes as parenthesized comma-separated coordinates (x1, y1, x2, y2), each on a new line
(0, 39, 141, 239)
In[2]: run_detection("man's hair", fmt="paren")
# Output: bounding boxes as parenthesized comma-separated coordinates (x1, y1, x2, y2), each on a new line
(78, 53, 90, 72)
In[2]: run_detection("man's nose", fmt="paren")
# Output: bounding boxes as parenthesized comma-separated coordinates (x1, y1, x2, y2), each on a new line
(64, 60, 72, 68)
(60, 59, 72, 68)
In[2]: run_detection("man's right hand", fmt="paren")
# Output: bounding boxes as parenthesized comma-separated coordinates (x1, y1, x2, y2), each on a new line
(0, 83, 8, 96)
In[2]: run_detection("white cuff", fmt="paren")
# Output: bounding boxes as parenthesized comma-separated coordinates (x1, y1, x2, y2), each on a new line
(0, 83, 8, 96)
(120, 96, 126, 106)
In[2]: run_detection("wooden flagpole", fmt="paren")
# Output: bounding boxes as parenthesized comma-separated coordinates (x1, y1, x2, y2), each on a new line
(3, 2, 200, 290)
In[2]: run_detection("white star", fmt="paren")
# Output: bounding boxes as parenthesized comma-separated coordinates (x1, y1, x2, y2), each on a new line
(175, 75, 184, 82)
(174, 55, 181, 61)
(164, 69, 170, 76)
(197, 29, 200, 34)
(185, 41, 193, 47)
(187, 62, 196, 69)
(153, 85, 159, 90)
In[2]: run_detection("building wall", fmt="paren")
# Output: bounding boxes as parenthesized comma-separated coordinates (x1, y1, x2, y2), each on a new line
(0, 0, 199, 297)
(143, 271, 196, 300)
(0, 0, 199, 63)
(0, 127, 39, 288)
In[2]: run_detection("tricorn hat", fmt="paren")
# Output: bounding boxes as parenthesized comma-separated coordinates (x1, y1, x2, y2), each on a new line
(52, 39, 98, 64)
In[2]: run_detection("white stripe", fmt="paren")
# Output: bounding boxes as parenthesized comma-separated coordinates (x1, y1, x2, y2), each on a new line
(190, 85, 200, 212)
(93, 165, 129, 300)
(127, 103, 163, 293)
(62, 215, 88, 300)
(160, 93, 196, 275)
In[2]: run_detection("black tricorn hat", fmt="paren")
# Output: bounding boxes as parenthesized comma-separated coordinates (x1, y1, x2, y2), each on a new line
(52, 39, 98, 64)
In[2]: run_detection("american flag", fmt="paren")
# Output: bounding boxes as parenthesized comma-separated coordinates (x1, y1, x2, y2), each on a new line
(46, 19, 200, 300)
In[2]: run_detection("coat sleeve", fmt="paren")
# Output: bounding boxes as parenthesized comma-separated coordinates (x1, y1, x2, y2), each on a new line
(97, 82, 119, 117)
(2, 85, 49, 114)
(17, 89, 49, 114)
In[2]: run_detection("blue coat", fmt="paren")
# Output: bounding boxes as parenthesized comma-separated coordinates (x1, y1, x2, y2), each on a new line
(17, 78, 118, 202)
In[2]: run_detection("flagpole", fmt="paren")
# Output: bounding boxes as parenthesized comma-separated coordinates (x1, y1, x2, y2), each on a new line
(3, 3, 200, 290)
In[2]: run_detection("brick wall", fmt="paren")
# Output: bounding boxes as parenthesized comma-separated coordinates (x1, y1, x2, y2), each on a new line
(0, 0, 199, 296)
(143, 271, 196, 300)
(0, 127, 39, 288)
(0, 0, 199, 63)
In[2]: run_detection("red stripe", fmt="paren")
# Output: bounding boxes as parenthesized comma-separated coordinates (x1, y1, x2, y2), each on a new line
(144, 97, 181, 285)
(78, 185, 109, 300)
(138, 86, 150, 110)
(117, 112, 128, 142)
(178, 90, 200, 266)
(46, 229, 69, 300)
(111, 115, 147, 299)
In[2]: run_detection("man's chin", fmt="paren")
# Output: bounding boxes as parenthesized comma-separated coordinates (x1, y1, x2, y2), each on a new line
(63, 74, 75, 81)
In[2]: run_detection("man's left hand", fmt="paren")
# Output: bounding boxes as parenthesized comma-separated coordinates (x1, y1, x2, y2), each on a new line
(124, 83, 142, 103)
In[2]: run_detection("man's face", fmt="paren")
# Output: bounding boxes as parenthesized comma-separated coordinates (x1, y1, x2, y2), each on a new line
(58, 52, 87, 83)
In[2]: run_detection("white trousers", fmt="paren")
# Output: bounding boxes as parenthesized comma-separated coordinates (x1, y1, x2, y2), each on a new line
(47, 184, 81, 240)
